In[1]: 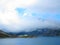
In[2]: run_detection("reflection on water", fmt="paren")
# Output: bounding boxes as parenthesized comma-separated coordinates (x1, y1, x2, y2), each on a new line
(0, 37, 60, 45)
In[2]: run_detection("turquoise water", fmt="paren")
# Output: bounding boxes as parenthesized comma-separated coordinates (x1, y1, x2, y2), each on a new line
(0, 37, 60, 45)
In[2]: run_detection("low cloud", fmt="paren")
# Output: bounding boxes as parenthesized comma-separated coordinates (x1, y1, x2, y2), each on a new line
(0, 0, 60, 32)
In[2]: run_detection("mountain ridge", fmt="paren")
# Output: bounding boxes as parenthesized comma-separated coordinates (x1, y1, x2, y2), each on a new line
(0, 28, 60, 38)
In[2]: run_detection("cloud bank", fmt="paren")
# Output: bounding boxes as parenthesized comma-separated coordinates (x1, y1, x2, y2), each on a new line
(0, 0, 60, 32)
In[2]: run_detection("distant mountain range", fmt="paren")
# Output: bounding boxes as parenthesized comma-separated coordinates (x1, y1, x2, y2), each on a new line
(0, 28, 60, 38)
(16, 28, 60, 36)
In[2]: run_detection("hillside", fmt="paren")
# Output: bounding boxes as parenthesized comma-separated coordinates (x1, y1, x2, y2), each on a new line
(0, 30, 11, 38)
(0, 28, 60, 38)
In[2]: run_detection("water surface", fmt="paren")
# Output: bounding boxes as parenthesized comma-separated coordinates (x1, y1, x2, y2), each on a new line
(0, 37, 60, 45)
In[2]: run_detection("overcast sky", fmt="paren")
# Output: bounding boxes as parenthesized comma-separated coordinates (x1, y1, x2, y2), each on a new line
(0, 0, 60, 32)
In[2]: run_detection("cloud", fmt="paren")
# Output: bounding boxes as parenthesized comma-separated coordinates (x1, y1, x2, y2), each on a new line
(28, 0, 60, 13)
(0, 0, 60, 32)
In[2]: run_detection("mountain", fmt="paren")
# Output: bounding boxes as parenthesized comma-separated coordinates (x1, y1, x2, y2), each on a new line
(0, 28, 60, 38)
(0, 30, 11, 38)
(16, 28, 60, 36)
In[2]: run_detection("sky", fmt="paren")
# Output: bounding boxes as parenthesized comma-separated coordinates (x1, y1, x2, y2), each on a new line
(0, 0, 60, 32)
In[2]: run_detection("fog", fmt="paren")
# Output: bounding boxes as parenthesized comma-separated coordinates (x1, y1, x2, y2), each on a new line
(0, 0, 60, 32)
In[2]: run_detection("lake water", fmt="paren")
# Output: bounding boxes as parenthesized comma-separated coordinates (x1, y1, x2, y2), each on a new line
(0, 37, 60, 45)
